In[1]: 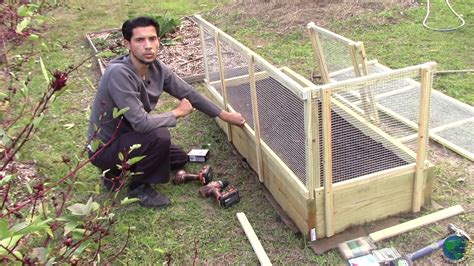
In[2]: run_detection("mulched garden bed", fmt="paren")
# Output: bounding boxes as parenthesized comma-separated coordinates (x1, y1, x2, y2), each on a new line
(85, 17, 205, 81)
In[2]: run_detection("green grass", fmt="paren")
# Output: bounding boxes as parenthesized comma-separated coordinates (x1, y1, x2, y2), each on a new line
(329, 0, 474, 105)
(2, 0, 472, 264)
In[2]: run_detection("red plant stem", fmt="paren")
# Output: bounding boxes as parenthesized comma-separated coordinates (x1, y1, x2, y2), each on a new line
(30, 194, 38, 220)
(1, 89, 54, 171)
(0, 119, 123, 217)
(6, 88, 50, 154)
(1, 183, 12, 210)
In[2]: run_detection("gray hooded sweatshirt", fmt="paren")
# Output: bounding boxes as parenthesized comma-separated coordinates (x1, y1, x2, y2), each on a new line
(87, 55, 221, 144)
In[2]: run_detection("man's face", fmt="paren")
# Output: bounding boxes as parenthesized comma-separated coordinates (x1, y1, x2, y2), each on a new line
(124, 26, 160, 65)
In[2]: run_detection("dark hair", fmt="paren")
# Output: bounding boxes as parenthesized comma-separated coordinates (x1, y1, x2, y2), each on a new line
(121, 16, 160, 41)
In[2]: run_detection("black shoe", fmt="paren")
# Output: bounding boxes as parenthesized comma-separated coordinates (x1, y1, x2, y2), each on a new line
(128, 184, 170, 208)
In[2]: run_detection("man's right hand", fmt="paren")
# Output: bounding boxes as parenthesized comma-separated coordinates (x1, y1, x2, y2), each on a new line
(172, 98, 193, 118)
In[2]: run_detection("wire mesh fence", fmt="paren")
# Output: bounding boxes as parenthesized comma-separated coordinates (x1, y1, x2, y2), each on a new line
(197, 16, 434, 190)
(314, 66, 432, 183)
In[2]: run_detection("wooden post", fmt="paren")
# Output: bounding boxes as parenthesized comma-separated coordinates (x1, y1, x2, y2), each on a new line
(349, 43, 378, 124)
(198, 24, 211, 87)
(314, 93, 322, 190)
(308, 25, 331, 84)
(322, 88, 334, 237)
(249, 54, 264, 183)
(413, 66, 433, 212)
(305, 93, 316, 198)
(215, 31, 232, 142)
(357, 41, 379, 124)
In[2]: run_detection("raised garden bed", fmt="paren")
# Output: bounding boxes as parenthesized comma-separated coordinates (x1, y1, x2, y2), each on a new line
(194, 15, 435, 238)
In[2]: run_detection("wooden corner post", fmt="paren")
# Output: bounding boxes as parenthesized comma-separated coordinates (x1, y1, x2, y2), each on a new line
(215, 31, 232, 142)
(322, 88, 334, 237)
(308, 24, 331, 84)
(248, 54, 264, 182)
(413, 65, 434, 212)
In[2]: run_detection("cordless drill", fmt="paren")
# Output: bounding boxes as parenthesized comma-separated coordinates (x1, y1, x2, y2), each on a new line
(173, 165, 213, 185)
(199, 180, 240, 208)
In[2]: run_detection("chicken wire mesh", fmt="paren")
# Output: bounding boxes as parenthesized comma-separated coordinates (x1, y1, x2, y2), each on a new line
(315, 68, 431, 183)
(253, 61, 307, 184)
(201, 27, 220, 94)
(214, 40, 255, 129)
(312, 30, 356, 79)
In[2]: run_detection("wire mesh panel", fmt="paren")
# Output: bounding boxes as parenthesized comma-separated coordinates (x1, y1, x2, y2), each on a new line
(317, 34, 354, 76)
(253, 61, 307, 184)
(335, 69, 428, 145)
(312, 65, 435, 183)
(201, 27, 221, 94)
(436, 120, 474, 156)
(217, 40, 255, 129)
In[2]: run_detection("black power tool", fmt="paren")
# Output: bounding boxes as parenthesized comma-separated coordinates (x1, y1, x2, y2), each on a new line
(199, 180, 240, 208)
(173, 165, 213, 185)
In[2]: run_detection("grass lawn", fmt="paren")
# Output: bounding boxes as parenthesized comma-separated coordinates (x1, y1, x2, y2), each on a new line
(2, 0, 472, 264)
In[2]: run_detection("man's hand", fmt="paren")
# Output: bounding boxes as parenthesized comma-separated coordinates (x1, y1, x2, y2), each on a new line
(172, 98, 193, 118)
(218, 110, 246, 128)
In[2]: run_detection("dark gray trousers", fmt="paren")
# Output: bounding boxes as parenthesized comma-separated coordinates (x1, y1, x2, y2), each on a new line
(89, 127, 187, 185)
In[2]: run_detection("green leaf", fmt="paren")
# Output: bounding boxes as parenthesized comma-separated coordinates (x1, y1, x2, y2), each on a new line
(112, 107, 129, 118)
(16, 17, 31, 33)
(71, 228, 86, 240)
(0, 235, 22, 255)
(121, 197, 140, 205)
(129, 144, 142, 152)
(127, 155, 146, 166)
(64, 221, 79, 236)
(39, 57, 50, 84)
(67, 197, 97, 216)
(29, 34, 39, 41)
(90, 139, 100, 153)
(0, 219, 9, 239)
(74, 242, 89, 256)
(0, 174, 14, 186)
(67, 203, 88, 216)
(17, 5, 32, 17)
(56, 214, 81, 223)
(118, 152, 124, 161)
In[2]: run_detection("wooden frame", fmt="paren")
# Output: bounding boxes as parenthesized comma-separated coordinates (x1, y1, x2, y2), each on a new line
(194, 16, 435, 237)
(307, 23, 473, 161)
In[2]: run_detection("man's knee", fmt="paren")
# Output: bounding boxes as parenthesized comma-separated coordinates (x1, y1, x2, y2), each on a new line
(146, 127, 171, 147)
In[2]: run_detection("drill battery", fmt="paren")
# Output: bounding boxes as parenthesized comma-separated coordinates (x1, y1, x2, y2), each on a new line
(218, 187, 240, 208)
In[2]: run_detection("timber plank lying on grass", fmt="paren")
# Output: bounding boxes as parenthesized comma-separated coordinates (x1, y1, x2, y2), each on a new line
(195, 15, 436, 238)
